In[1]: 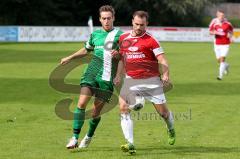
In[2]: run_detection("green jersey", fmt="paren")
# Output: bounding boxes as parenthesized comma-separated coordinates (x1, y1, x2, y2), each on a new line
(84, 28, 123, 82)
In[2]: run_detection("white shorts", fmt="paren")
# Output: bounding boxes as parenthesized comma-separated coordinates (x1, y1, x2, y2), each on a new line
(120, 76, 166, 105)
(214, 44, 229, 59)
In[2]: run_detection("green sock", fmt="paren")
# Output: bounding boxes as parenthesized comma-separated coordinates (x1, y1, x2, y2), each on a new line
(87, 117, 101, 137)
(72, 107, 85, 139)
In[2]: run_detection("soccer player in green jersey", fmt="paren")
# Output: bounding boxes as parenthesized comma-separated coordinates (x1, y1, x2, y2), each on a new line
(60, 5, 122, 149)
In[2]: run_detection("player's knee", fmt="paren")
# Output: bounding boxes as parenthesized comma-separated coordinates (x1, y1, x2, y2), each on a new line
(91, 113, 100, 119)
(119, 104, 129, 113)
(159, 111, 168, 119)
(77, 102, 87, 109)
(91, 108, 101, 118)
(219, 57, 225, 62)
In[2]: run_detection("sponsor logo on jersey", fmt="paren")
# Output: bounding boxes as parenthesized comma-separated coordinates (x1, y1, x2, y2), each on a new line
(126, 52, 145, 59)
(216, 28, 225, 36)
(128, 46, 138, 52)
(95, 45, 104, 49)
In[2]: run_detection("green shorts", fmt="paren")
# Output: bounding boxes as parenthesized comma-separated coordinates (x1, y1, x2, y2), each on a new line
(80, 75, 114, 102)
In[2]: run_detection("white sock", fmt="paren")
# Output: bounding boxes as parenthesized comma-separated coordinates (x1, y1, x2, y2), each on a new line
(120, 113, 134, 144)
(164, 111, 174, 130)
(225, 62, 229, 67)
(219, 62, 226, 78)
(85, 135, 91, 139)
(225, 62, 229, 70)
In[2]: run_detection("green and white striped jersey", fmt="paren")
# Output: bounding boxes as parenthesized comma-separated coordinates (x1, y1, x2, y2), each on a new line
(84, 28, 123, 81)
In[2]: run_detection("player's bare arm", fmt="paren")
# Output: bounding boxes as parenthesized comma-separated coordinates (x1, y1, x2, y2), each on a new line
(60, 48, 88, 65)
(210, 30, 222, 36)
(111, 49, 120, 58)
(113, 60, 124, 86)
(157, 53, 169, 83)
(209, 30, 216, 35)
(228, 31, 234, 43)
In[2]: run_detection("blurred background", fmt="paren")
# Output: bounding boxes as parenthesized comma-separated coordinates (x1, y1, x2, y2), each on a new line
(0, 0, 240, 27)
(1, 1, 240, 159)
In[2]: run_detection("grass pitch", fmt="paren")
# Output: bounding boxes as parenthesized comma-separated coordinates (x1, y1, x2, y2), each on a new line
(0, 42, 239, 159)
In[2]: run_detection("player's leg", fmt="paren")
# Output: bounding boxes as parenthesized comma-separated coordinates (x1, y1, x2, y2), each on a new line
(118, 78, 136, 154)
(79, 80, 113, 148)
(153, 103, 175, 145)
(218, 57, 229, 80)
(216, 45, 230, 80)
(224, 59, 230, 75)
(120, 97, 133, 144)
(215, 45, 223, 80)
(221, 45, 230, 75)
(119, 96, 136, 154)
(87, 99, 104, 137)
(218, 56, 225, 80)
(79, 98, 104, 148)
(143, 77, 175, 145)
(66, 86, 92, 149)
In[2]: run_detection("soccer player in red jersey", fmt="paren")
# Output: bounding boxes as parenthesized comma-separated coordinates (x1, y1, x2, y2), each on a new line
(209, 10, 233, 80)
(113, 11, 175, 154)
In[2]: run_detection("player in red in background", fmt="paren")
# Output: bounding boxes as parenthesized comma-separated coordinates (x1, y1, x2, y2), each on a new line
(209, 10, 233, 80)
(113, 11, 175, 155)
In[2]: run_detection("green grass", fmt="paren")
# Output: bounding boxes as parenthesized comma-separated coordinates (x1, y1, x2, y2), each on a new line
(0, 42, 239, 159)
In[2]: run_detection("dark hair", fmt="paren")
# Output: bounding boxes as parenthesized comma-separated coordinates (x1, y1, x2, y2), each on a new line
(133, 11, 149, 21)
(217, 9, 225, 13)
(99, 5, 115, 17)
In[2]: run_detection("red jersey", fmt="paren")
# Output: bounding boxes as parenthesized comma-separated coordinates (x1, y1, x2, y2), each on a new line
(119, 31, 164, 79)
(209, 18, 233, 45)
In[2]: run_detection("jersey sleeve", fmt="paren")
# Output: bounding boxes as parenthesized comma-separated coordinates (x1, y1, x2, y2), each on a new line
(150, 37, 164, 57)
(118, 34, 124, 55)
(114, 30, 124, 51)
(119, 33, 132, 62)
(84, 33, 94, 51)
(229, 23, 233, 32)
(209, 19, 215, 31)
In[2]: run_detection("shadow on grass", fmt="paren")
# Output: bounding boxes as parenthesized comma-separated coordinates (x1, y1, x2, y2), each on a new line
(0, 78, 240, 105)
(83, 145, 239, 155)
(66, 145, 239, 158)
(169, 82, 240, 96)
(0, 49, 87, 63)
(138, 145, 240, 154)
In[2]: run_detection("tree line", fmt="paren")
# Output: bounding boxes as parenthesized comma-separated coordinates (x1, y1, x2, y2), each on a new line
(0, 0, 237, 26)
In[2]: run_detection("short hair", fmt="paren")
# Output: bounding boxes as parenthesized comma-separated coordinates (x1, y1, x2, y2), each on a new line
(99, 5, 115, 17)
(217, 9, 225, 13)
(133, 11, 149, 21)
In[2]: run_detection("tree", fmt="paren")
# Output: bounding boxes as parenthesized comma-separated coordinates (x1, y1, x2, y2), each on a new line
(112, 0, 224, 26)
(0, 0, 225, 26)
(0, 0, 111, 26)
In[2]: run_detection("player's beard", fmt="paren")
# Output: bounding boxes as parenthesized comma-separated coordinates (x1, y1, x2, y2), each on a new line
(134, 29, 144, 36)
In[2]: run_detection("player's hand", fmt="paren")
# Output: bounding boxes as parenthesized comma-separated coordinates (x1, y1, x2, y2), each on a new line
(60, 56, 71, 65)
(227, 32, 231, 38)
(113, 75, 121, 86)
(162, 74, 169, 85)
(226, 32, 234, 43)
(111, 50, 119, 58)
(214, 30, 225, 36)
(213, 30, 219, 35)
